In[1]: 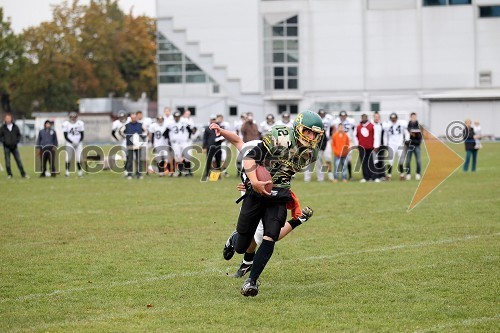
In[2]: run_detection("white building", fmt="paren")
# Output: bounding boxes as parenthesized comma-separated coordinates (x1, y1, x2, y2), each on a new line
(156, 0, 500, 137)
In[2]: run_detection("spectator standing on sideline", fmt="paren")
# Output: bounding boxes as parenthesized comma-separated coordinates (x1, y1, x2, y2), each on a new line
(182, 109, 196, 176)
(36, 120, 58, 177)
(148, 115, 169, 176)
(240, 112, 260, 143)
(405, 113, 422, 180)
(202, 114, 223, 181)
(383, 113, 409, 181)
(259, 114, 275, 134)
(62, 112, 85, 177)
(111, 110, 128, 146)
(121, 113, 147, 179)
(164, 107, 174, 123)
(0, 114, 29, 179)
(463, 119, 478, 172)
(305, 109, 334, 182)
(331, 124, 350, 182)
(473, 120, 482, 150)
(136, 110, 151, 173)
(234, 113, 247, 139)
(217, 114, 231, 177)
(276, 112, 294, 129)
(333, 111, 356, 180)
(356, 114, 379, 182)
(372, 112, 385, 181)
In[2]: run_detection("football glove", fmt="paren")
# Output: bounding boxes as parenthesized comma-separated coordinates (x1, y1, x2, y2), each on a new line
(298, 206, 313, 223)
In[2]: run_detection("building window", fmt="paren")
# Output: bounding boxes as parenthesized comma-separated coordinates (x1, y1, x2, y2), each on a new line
(479, 71, 492, 86)
(264, 15, 299, 91)
(423, 0, 446, 5)
(449, 0, 470, 4)
(370, 103, 380, 112)
(312, 102, 362, 113)
(480, 6, 500, 17)
(278, 104, 298, 114)
(229, 106, 238, 116)
(423, 0, 470, 5)
(157, 33, 210, 84)
(176, 106, 196, 116)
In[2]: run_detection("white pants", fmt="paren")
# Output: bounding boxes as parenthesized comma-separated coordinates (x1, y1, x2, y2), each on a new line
(171, 141, 189, 161)
(66, 143, 83, 163)
(386, 143, 405, 167)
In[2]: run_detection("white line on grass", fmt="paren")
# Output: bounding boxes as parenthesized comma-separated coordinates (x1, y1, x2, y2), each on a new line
(7, 232, 498, 303)
(412, 314, 499, 333)
(11, 268, 225, 302)
(299, 233, 499, 262)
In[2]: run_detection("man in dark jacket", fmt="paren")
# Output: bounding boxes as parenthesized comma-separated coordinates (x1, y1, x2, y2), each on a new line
(121, 112, 147, 179)
(405, 112, 423, 180)
(36, 120, 58, 177)
(202, 114, 223, 181)
(0, 114, 29, 179)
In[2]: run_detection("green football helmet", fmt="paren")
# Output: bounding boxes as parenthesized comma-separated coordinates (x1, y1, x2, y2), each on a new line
(293, 110, 324, 148)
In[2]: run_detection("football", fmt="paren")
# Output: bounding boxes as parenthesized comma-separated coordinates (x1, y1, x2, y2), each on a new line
(255, 165, 273, 193)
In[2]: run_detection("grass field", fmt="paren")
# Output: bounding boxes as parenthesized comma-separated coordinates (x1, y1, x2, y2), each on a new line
(0, 143, 499, 332)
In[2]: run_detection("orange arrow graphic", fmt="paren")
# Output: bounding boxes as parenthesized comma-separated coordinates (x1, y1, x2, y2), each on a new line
(408, 126, 464, 211)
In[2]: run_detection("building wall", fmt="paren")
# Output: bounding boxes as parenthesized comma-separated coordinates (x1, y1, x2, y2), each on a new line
(429, 100, 500, 138)
(157, 0, 260, 93)
(157, 0, 500, 135)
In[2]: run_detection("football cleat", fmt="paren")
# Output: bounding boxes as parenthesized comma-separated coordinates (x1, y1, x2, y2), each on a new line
(223, 231, 238, 261)
(298, 206, 313, 223)
(233, 261, 252, 278)
(240, 278, 259, 297)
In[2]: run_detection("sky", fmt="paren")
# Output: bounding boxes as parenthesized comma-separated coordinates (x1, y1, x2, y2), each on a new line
(0, 0, 156, 33)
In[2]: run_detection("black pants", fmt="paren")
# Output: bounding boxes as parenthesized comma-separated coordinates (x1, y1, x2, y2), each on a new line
(234, 190, 290, 254)
(358, 147, 375, 181)
(126, 149, 143, 176)
(41, 147, 56, 175)
(3, 145, 26, 177)
(373, 147, 386, 179)
(203, 144, 221, 180)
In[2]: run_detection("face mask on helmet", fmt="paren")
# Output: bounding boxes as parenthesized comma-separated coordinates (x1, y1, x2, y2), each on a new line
(293, 111, 324, 148)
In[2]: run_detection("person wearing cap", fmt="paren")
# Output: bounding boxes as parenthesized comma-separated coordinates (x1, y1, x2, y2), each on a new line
(62, 112, 85, 177)
(148, 114, 169, 175)
(0, 113, 29, 179)
(383, 112, 409, 181)
(240, 112, 260, 143)
(333, 110, 356, 180)
(202, 114, 223, 180)
(36, 120, 58, 177)
(356, 114, 379, 182)
(259, 114, 275, 134)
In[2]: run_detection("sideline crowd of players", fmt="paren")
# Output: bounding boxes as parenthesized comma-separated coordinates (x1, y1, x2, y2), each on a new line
(0, 107, 429, 180)
(228, 109, 425, 183)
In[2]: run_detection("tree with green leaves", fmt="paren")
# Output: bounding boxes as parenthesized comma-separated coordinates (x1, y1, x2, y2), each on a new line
(7, 0, 157, 116)
(0, 8, 24, 114)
